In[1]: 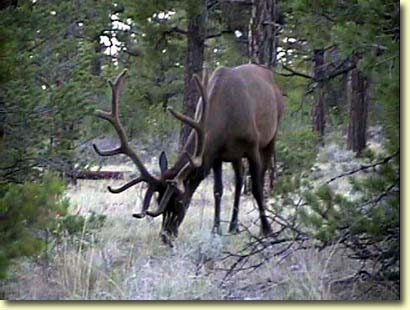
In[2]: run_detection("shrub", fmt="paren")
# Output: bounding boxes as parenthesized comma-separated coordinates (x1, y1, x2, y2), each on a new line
(0, 174, 69, 279)
(299, 157, 399, 288)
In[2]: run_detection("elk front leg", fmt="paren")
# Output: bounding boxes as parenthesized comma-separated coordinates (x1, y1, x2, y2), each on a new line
(229, 159, 243, 234)
(212, 160, 223, 235)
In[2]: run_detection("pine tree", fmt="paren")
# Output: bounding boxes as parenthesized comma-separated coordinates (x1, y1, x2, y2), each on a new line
(179, 0, 207, 146)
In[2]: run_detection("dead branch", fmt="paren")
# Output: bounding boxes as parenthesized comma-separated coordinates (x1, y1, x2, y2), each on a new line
(325, 150, 399, 185)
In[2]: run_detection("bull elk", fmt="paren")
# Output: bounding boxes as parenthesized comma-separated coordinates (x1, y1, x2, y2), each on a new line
(93, 64, 285, 245)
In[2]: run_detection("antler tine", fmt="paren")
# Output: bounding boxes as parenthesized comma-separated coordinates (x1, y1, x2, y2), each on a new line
(188, 75, 207, 162)
(172, 162, 192, 193)
(107, 176, 145, 194)
(109, 68, 128, 116)
(166, 107, 202, 133)
(93, 69, 159, 188)
(182, 151, 202, 169)
(146, 186, 174, 217)
(92, 144, 122, 157)
(133, 187, 155, 218)
(193, 74, 208, 123)
(95, 110, 113, 122)
(166, 73, 207, 133)
(201, 64, 209, 90)
(147, 160, 193, 216)
(164, 74, 208, 195)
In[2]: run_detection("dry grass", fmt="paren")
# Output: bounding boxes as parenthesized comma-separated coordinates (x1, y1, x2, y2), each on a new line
(3, 168, 372, 301)
(2, 131, 398, 300)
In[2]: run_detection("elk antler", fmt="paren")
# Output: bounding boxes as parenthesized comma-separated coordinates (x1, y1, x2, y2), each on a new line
(166, 74, 208, 193)
(133, 187, 155, 218)
(168, 74, 207, 164)
(93, 69, 159, 193)
(145, 185, 175, 217)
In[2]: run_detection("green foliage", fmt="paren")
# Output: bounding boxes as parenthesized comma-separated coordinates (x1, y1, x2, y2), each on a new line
(50, 211, 107, 239)
(0, 174, 69, 279)
(373, 54, 399, 151)
(272, 74, 319, 200)
(0, 1, 111, 182)
(56, 214, 86, 236)
(273, 125, 318, 202)
(275, 68, 319, 176)
(299, 157, 399, 283)
(277, 126, 319, 174)
(206, 36, 248, 68)
(283, 0, 399, 144)
(278, 1, 399, 290)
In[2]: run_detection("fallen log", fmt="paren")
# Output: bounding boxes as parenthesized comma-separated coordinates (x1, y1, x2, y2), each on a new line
(74, 171, 124, 180)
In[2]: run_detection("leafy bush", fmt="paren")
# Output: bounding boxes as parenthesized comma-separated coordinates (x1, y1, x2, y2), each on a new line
(49, 211, 106, 241)
(0, 174, 69, 279)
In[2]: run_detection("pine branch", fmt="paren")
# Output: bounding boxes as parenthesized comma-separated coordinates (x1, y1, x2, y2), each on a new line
(362, 178, 399, 209)
(155, 27, 187, 48)
(163, 27, 188, 36)
(205, 30, 233, 40)
(278, 64, 313, 80)
(279, 59, 354, 82)
(325, 150, 399, 185)
(317, 63, 356, 82)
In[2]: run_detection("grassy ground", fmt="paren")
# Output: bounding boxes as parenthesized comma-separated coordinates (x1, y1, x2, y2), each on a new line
(1, 128, 398, 300)
(0, 177, 379, 300)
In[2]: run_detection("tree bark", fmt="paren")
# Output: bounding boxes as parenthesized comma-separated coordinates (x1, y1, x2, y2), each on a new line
(347, 55, 369, 155)
(249, 0, 278, 68)
(179, 2, 207, 147)
(313, 49, 326, 140)
(246, 0, 279, 191)
(92, 39, 103, 76)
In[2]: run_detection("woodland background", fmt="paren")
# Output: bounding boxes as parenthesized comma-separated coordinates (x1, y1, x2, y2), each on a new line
(0, 0, 400, 300)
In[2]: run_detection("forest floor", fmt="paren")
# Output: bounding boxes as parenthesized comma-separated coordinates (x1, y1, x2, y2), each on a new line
(2, 126, 398, 300)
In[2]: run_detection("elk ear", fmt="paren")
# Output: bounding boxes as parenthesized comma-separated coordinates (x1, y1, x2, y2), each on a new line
(159, 151, 168, 175)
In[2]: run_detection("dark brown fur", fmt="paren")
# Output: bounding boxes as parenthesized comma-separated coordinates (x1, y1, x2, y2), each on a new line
(157, 64, 285, 241)
(94, 65, 285, 245)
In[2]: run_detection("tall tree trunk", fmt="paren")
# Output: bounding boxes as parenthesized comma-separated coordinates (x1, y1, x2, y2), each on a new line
(179, 2, 207, 147)
(249, 0, 278, 68)
(347, 55, 369, 155)
(246, 0, 278, 193)
(313, 49, 326, 140)
(92, 39, 103, 76)
(324, 47, 348, 125)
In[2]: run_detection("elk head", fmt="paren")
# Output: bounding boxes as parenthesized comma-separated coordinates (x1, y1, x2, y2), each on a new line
(93, 69, 207, 245)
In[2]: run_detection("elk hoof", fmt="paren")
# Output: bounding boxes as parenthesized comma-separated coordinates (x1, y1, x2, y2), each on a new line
(261, 225, 273, 237)
(160, 231, 174, 248)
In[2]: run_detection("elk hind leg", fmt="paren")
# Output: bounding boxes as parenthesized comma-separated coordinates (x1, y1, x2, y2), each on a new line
(212, 160, 223, 235)
(269, 139, 277, 191)
(247, 148, 272, 236)
(229, 159, 243, 234)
